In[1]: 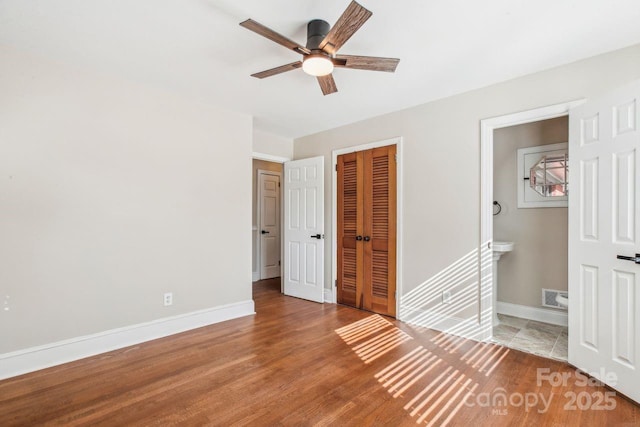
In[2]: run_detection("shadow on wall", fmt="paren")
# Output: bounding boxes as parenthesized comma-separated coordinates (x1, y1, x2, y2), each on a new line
(399, 245, 493, 340)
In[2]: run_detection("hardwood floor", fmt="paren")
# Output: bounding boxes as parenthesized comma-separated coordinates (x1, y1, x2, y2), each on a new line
(1, 278, 638, 426)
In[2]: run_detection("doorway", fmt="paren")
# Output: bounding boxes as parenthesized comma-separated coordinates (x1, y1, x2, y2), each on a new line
(479, 100, 584, 349)
(332, 137, 403, 318)
(258, 170, 281, 280)
(252, 158, 283, 282)
(491, 116, 569, 360)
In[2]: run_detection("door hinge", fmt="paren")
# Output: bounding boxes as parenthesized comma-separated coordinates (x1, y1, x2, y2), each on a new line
(278, 260, 281, 266)
(278, 182, 280, 187)
(335, 279, 338, 288)
(394, 153, 398, 162)
(335, 164, 338, 171)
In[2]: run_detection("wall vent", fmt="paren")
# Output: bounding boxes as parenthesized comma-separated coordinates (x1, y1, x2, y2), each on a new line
(542, 288, 568, 310)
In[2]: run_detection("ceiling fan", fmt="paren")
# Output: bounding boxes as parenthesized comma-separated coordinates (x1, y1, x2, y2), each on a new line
(239, 1, 400, 95)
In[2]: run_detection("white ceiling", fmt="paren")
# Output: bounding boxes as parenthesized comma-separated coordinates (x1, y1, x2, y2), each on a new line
(2, 0, 640, 138)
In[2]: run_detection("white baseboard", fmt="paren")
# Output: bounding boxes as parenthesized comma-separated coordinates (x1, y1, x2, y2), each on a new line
(324, 288, 333, 303)
(497, 301, 568, 327)
(0, 299, 255, 380)
(400, 306, 491, 342)
(252, 271, 260, 282)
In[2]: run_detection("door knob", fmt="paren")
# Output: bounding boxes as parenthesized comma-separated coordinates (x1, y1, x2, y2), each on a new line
(617, 253, 640, 264)
(261, 230, 269, 234)
(356, 235, 363, 241)
(310, 234, 323, 239)
(364, 236, 370, 242)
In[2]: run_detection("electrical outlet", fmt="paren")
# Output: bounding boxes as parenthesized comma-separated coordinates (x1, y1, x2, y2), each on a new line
(163, 292, 173, 306)
(442, 291, 452, 304)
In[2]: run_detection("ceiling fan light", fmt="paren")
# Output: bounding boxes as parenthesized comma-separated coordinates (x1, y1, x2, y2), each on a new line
(302, 55, 334, 77)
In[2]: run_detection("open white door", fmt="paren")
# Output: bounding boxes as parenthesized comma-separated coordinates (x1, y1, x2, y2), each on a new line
(283, 156, 324, 303)
(569, 80, 640, 403)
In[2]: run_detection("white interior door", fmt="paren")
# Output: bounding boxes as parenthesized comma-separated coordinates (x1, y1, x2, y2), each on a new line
(259, 171, 280, 279)
(569, 80, 640, 403)
(283, 156, 324, 303)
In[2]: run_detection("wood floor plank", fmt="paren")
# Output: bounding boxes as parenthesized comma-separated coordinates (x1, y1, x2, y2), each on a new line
(0, 278, 637, 426)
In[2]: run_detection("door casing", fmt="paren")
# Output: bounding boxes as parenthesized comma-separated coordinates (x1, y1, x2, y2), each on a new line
(331, 137, 404, 317)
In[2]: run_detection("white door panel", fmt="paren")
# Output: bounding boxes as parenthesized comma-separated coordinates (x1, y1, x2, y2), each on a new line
(284, 156, 324, 303)
(569, 80, 640, 403)
(259, 172, 280, 279)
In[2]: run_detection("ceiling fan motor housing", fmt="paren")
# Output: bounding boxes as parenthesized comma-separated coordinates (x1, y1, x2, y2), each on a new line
(306, 19, 330, 51)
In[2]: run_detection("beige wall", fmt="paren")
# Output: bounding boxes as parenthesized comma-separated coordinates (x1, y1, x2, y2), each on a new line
(294, 44, 640, 326)
(252, 159, 283, 277)
(493, 117, 568, 309)
(0, 47, 253, 353)
(253, 130, 293, 160)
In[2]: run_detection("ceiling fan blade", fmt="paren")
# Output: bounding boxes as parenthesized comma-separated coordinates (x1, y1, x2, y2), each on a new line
(317, 74, 338, 95)
(334, 55, 400, 72)
(319, 1, 372, 55)
(240, 19, 310, 55)
(251, 62, 303, 79)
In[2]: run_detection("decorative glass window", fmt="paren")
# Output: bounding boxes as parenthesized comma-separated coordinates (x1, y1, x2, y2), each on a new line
(516, 142, 568, 208)
(529, 153, 568, 197)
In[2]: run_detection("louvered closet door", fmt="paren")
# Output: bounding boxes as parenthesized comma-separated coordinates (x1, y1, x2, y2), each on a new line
(363, 146, 397, 317)
(337, 145, 396, 317)
(337, 152, 364, 308)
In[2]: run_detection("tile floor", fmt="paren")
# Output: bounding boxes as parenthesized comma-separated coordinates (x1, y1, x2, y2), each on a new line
(492, 314, 568, 361)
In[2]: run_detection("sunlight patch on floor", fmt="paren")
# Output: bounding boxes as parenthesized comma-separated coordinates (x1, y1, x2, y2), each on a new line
(336, 314, 412, 364)
(460, 341, 510, 376)
(335, 314, 394, 345)
(374, 346, 441, 398)
(336, 314, 513, 425)
(430, 332, 469, 354)
(352, 326, 413, 364)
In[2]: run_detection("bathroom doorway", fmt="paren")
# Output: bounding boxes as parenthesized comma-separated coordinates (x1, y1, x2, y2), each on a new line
(479, 100, 584, 359)
(491, 116, 569, 360)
